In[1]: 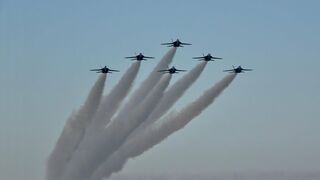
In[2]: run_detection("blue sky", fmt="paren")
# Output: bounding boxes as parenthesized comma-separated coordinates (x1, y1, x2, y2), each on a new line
(1, 0, 320, 179)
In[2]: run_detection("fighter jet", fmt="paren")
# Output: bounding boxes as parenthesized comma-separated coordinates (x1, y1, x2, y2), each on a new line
(223, 66, 252, 73)
(161, 39, 191, 47)
(193, 53, 222, 61)
(125, 53, 154, 61)
(158, 66, 187, 74)
(90, 66, 119, 74)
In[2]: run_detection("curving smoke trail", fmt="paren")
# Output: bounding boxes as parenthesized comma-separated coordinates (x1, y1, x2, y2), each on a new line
(89, 61, 141, 131)
(46, 74, 107, 180)
(89, 73, 236, 180)
(122, 61, 208, 151)
(138, 61, 208, 130)
(118, 47, 177, 115)
(61, 74, 172, 180)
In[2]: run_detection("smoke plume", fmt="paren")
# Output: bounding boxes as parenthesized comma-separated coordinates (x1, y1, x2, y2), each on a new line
(123, 61, 208, 152)
(89, 73, 236, 180)
(61, 74, 172, 180)
(118, 47, 177, 115)
(47, 45, 239, 180)
(89, 61, 141, 131)
(138, 61, 208, 130)
(46, 74, 106, 180)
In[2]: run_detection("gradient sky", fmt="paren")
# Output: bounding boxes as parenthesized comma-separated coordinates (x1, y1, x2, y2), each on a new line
(1, 0, 320, 180)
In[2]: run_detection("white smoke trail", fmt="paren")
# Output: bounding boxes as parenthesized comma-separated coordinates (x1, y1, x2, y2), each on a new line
(46, 74, 107, 180)
(137, 61, 208, 130)
(118, 47, 177, 115)
(61, 74, 172, 180)
(90, 61, 141, 130)
(56, 62, 140, 180)
(121, 61, 208, 153)
(59, 61, 140, 180)
(89, 73, 236, 180)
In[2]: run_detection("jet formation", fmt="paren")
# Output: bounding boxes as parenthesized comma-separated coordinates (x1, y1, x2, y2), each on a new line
(91, 39, 252, 74)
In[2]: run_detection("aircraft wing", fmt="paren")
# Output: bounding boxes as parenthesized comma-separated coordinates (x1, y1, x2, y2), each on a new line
(158, 69, 169, 72)
(223, 69, 234, 72)
(243, 68, 253, 71)
(161, 42, 173, 45)
(90, 69, 102, 71)
(213, 57, 223, 59)
(125, 56, 136, 59)
(181, 42, 192, 45)
(144, 56, 155, 59)
(109, 69, 119, 72)
(192, 57, 204, 59)
(176, 69, 187, 72)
